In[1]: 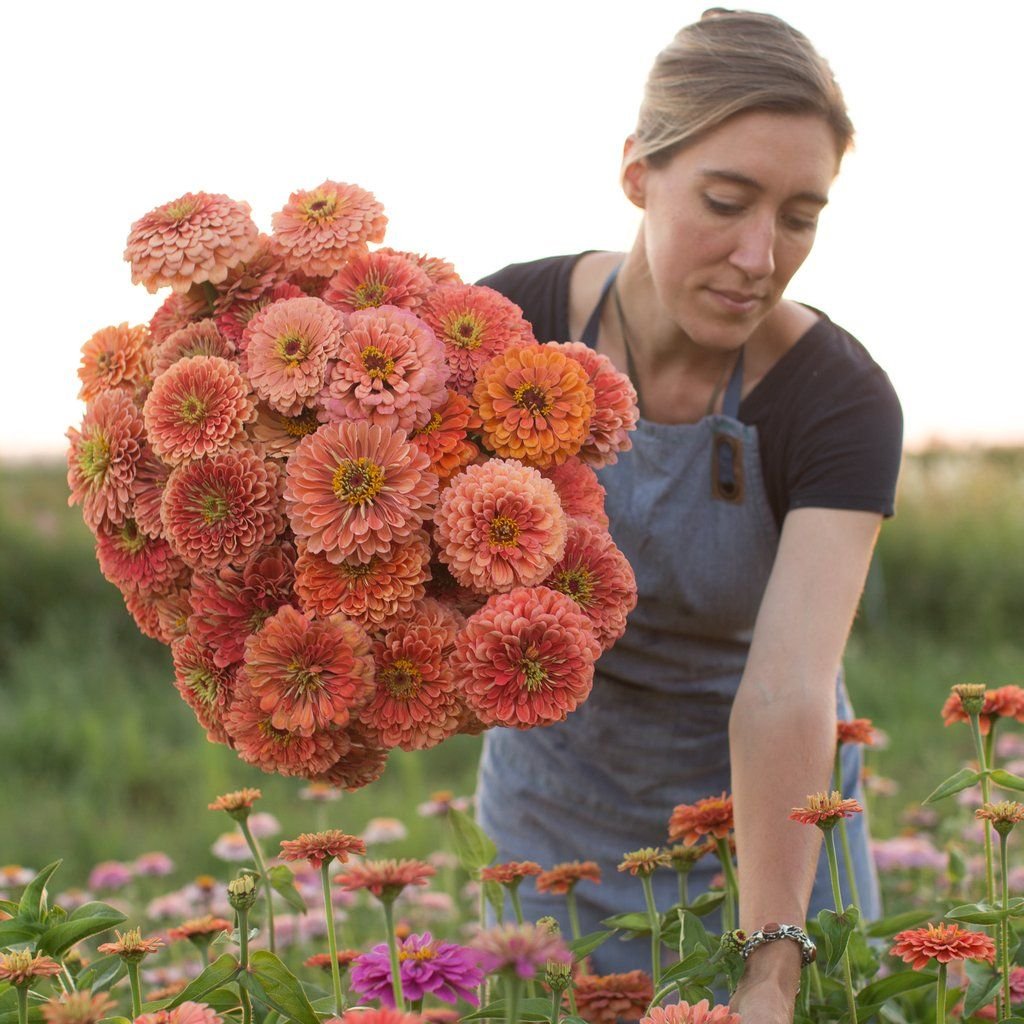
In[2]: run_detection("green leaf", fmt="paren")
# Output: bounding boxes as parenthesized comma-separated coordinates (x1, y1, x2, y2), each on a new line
(460, 997, 554, 1021)
(17, 861, 62, 922)
(946, 901, 1008, 925)
(599, 911, 651, 932)
(995, 1018, 1024, 1023)
(568, 929, 614, 961)
(0, 918, 45, 944)
(0, 900, 18, 916)
(685, 890, 727, 916)
(38, 901, 128, 957)
(186, 988, 241, 1015)
(677, 910, 714, 956)
(963, 959, 1002, 1018)
(866, 908, 935, 938)
(483, 880, 505, 920)
(846, 929, 880, 980)
(817, 906, 859, 974)
(657, 949, 713, 985)
(924, 767, 982, 804)
(989, 769, 1024, 793)
(447, 808, 496, 872)
(267, 865, 308, 915)
(243, 950, 320, 1024)
(166, 954, 240, 1010)
(74, 954, 125, 993)
(856, 971, 937, 1012)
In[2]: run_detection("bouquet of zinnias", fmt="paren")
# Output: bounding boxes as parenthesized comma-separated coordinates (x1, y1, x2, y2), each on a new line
(67, 180, 639, 789)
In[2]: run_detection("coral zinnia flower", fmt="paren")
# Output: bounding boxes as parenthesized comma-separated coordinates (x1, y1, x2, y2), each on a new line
(305, 950, 363, 970)
(42, 991, 116, 1024)
(271, 180, 387, 277)
(535, 860, 602, 895)
(144, 355, 256, 465)
(836, 717, 878, 746)
(294, 533, 430, 629)
(376, 247, 462, 287)
(891, 923, 995, 970)
(618, 848, 672, 877)
(409, 390, 482, 481)
(434, 459, 567, 593)
(420, 284, 534, 395)
(209, 788, 262, 813)
(78, 322, 151, 401)
(131, 446, 171, 539)
(337, 1011, 426, 1024)
(469, 923, 572, 979)
(942, 684, 1024, 735)
(309, 729, 390, 791)
(220, 282, 307, 345)
(544, 517, 636, 651)
(479, 862, 542, 886)
(133, 1003, 223, 1024)
(474, 345, 595, 469)
(0, 951, 63, 987)
(334, 858, 435, 901)
(547, 341, 638, 468)
(284, 420, 437, 565)
(976, 800, 1024, 835)
(323, 250, 433, 314)
(213, 234, 289, 312)
(243, 296, 342, 416)
(359, 619, 462, 751)
(67, 389, 146, 531)
(124, 582, 191, 643)
(542, 459, 609, 528)
(167, 915, 233, 941)
(249, 402, 322, 459)
(97, 927, 165, 961)
(452, 586, 599, 728)
(668, 793, 734, 848)
(152, 319, 236, 378)
(242, 604, 374, 735)
(189, 543, 296, 667)
(640, 1000, 741, 1024)
(321, 306, 449, 433)
(95, 518, 186, 595)
(125, 192, 259, 293)
(572, 971, 653, 1024)
(172, 634, 236, 744)
(161, 447, 284, 570)
(789, 791, 864, 829)
(280, 830, 367, 870)
(150, 291, 210, 346)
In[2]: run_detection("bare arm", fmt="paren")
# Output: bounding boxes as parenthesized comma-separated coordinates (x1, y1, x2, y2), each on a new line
(728, 507, 882, 1020)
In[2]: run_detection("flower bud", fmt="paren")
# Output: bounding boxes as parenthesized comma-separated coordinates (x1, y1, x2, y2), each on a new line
(953, 684, 987, 716)
(544, 959, 572, 992)
(228, 873, 259, 911)
(536, 916, 561, 935)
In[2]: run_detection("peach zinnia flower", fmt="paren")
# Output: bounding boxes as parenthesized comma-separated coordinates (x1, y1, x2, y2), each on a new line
(294, 533, 430, 629)
(152, 319, 236, 378)
(125, 192, 259, 293)
(334, 858, 436, 901)
(95, 518, 186, 595)
(323, 250, 433, 314)
(220, 281, 307, 345)
(125, 584, 190, 643)
(789, 791, 863, 829)
(280, 830, 367, 871)
(453, 586, 599, 729)
(890, 923, 995, 970)
(543, 459, 609, 527)
(249, 402, 322, 459)
(144, 355, 256, 465)
(150, 291, 210, 346)
(469, 923, 571, 979)
(167, 916, 233, 942)
(284, 420, 437, 565)
(434, 459, 567, 593)
(208, 788, 262, 813)
(536, 860, 602, 895)
(172, 634, 236, 745)
(78, 322, 150, 401)
(0, 950, 63, 986)
(242, 604, 374, 735)
(617, 848, 672, 877)
(271, 180, 387, 277)
(338, 1011, 426, 1024)
(548, 342, 638, 468)
(243, 296, 342, 416)
(572, 971, 653, 1024)
(420, 284, 534, 395)
(133, 1003, 223, 1024)
(479, 862, 542, 886)
(976, 800, 1024, 834)
(409, 390, 482, 481)
(154, 584, 194, 643)
(131, 446, 171, 538)
(544, 517, 636, 651)
(213, 234, 289, 312)
(376, 247, 462, 286)
(161, 448, 284, 570)
(321, 306, 449, 433)
(67, 389, 146, 531)
(474, 345, 595, 469)
(668, 793, 734, 848)
(640, 1000, 740, 1024)
(97, 926, 165, 961)
(942, 684, 1024, 735)
(42, 990, 116, 1024)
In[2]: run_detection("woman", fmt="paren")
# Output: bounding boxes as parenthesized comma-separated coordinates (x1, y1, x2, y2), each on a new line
(475, 9, 902, 1019)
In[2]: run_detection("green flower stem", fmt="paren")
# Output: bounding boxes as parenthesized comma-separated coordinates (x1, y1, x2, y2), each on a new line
(16, 987, 28, 1024)
(239, 819, 276, 954)
(382, 897, 407, 1011)
(825, 829, 858, 1024)
(715, 838, 739, 933)
(1000, 832, 1012, 1018)
(509, 885, 525, 925)
(240, 986, 253, 1024)
(321, 863, 345, 1016)
(809, 960, 824, 1002)
(237, 904, 250, 968)
(567, 982, 578, 1017)
(834, 744, 863, 914)
(969, 713, 996, 906)
(677, 870, 689, 908)
(411, 998, 423, 1013)
(936, 961, 947, 1024)
(126, 961, 143, 1019)
(549, 986, 562, 1024)
(640, 873, 662, 988)
(504, 972, 521, 1024)
(567, 889, 582, 944)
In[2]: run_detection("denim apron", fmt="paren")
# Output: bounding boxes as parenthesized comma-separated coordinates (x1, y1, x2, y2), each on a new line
(476, 266, 880, 973)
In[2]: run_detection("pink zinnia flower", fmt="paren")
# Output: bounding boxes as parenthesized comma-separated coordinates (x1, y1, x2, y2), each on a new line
(543, 517, 636, 650)
(542, 458, 609, 527)
(337, 1011, 426, 1024)
(172, 634, 236, 744)
(161, 447, 284, 570)
(419, 285, 534, 395)
(409, 390, 481, 481)
(452, 586, 599, 728)
(95, 518, 186, 595)
(470, 922, 572, 980)
(131, 446, 171, 539)
(375, 247, 462, 286)
(154, 584, 194, 643)
(149, 292, 210, 346)
(294, 533, 430, 629)
(78, 322, 151, 401)
(133, 1002, 223, 1024)
(125, 192, 259, 293)
(242, 297, 342, 416)
(284, 420, 437, 565)
(152, 320, 236, 379)
(87, 861, 134, 892)
(67, 389, 146, 532)
(320, 306, 449, 433)
(640, 1000, 740, 1024)
(309, 729, 390, 790)
(280, 830, 366, 871)
(573, 971, 653, 1024)
(323, 250, 433, 314)
(242, 604, 374, 735)
(144, 355, 256, 465)
(213, 235, 289, 313)
(334, 858, 435, 901)
(271, 180, 387, 277)
(220, 281, 307, 345)
(134, 852, 175, 877)
(434, 459, 566, 593)
(249, 403, 323, 459)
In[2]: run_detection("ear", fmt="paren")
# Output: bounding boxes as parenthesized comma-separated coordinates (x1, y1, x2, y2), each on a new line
(620, 135, 648, 210)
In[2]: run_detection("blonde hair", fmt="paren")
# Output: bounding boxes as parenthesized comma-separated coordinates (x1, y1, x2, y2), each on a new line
(635, 8, 853, 166)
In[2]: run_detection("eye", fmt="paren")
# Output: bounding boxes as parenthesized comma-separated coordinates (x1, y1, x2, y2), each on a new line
(782, 212, 819, 233)
(703, 195, 745, 217)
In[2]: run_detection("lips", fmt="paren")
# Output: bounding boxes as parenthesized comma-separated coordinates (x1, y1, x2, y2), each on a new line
(706, 288, 763, 314)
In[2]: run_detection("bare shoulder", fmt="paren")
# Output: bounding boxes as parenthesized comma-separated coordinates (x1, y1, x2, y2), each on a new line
(567, 251, 624, 341)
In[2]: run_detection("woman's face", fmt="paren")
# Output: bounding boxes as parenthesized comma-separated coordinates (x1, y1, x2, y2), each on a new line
(624, 110, 841, 350)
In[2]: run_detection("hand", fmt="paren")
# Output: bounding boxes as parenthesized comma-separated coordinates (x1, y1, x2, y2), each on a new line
(729, 974, 796, 1023)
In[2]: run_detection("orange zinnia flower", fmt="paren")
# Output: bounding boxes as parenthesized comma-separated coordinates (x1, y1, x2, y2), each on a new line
(409, 390, 482, 481)
(152, 319, 235, 378)
(305, 950, 363, 970)
(890, 923, 995, 970)
(535, 861, 602, 895)
(617, 848, 672, 877)
(480, 861, 543, 886)
(167, 915, 233, 942)
(836, 718, 878, 746)
(668, 793, 734, 848)
(571, 970, 653, 1024)
(334, 858, 435, 901)
(322, 249, 432, 314)
(208, 788, 262, 813)
(78, 322, 151, 402)
(97, 927, 165, 962)
(789, 791, 863, 829)
(942, 685, 1024, 735)
(280, 829, 367, 871)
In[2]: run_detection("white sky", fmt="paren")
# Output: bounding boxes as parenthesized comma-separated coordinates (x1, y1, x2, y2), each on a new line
(3, 0, 1021, 458)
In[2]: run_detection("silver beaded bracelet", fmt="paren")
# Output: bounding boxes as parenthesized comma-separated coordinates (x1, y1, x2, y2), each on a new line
(739, 922, 817, 966)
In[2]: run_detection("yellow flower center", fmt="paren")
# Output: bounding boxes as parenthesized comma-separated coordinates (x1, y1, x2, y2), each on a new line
(258, 720, 293, 745)
(399, 945, 438, 962)
(332, 457, 385, 505)
(201, 494, 231, 524)
(414, 411, 443, 437)
(360, 345, 395, 380)
(277, 331, 311, 367)
(303, 193, 340, 221)
(520, 653, 547, 692)
(4, 950, 32, 972)
(513, 382, 552, 416)
(353, 281, 389, 309)
(187, 668, 220, 706)
(381, 658, 422, 699)
(445, 312, 485, 350)
(341, 559, 377, 580)
(551, 567, 595, 607)
(119, 520, 147, 556)
(180, 394, 208, 425)
(288, 660, 324, 693)
(78, 434, 111, 483)
(283, 408, 321, 438)
(164, 198, 198, 222)
(488, 515, 520, 547)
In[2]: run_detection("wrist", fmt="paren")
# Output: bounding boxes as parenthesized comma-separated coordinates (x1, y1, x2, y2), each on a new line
(740, 937, 803, 993)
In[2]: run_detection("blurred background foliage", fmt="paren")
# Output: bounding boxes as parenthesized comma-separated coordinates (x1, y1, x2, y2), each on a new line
(1, 448, 1022, 881)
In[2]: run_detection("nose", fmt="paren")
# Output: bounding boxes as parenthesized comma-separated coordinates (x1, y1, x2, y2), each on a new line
(729, 215, 775, 280)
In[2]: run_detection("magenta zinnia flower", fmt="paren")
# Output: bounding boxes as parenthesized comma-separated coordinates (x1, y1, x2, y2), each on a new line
(284, 420, 437, 564)
(470, 922, 572, 980)
(350, 932, 484, 1007)
(323, 250, 433, 314)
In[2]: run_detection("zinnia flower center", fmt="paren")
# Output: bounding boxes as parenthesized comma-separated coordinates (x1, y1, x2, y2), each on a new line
(353, 281, 389, 309)
(332, 457, 385, 505)
(399, 944, 438, 962)
(520, 656, 548, 692)
(304, 195, 338, 221)
(513, 382, 552, 415)
(4, 951, 32, 972)
(277, 331, 311, 366)
(201, 494, 232, 525)
(341, 560, 376, 580)
(552, 567, 595, 606)
(186, 669, 220, 707)
(488, 515, 520, 547)
(180, 394, 208, 425)
(287, 660, 324, 694)
(284, 409, 321, 438)
(119, 520, 147, 555)
(164, 198, 198, 222)
(381, 658, 422, 699)
(96, 351, 112, 372)
(78, 434, 111, 482)
(414, 411, 443, 436)
(247, 608, 272, 632)
(258, 720, 293, 745)
(446, 313, 485, 350)
(360, 345, 395, 380)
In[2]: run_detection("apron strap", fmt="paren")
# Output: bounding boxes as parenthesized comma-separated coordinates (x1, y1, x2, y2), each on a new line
(581, 264, 622, 348)
(721, 348, 745, 420)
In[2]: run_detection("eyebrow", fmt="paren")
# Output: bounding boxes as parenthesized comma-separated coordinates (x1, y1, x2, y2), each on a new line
(700, 169, 830, 207)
